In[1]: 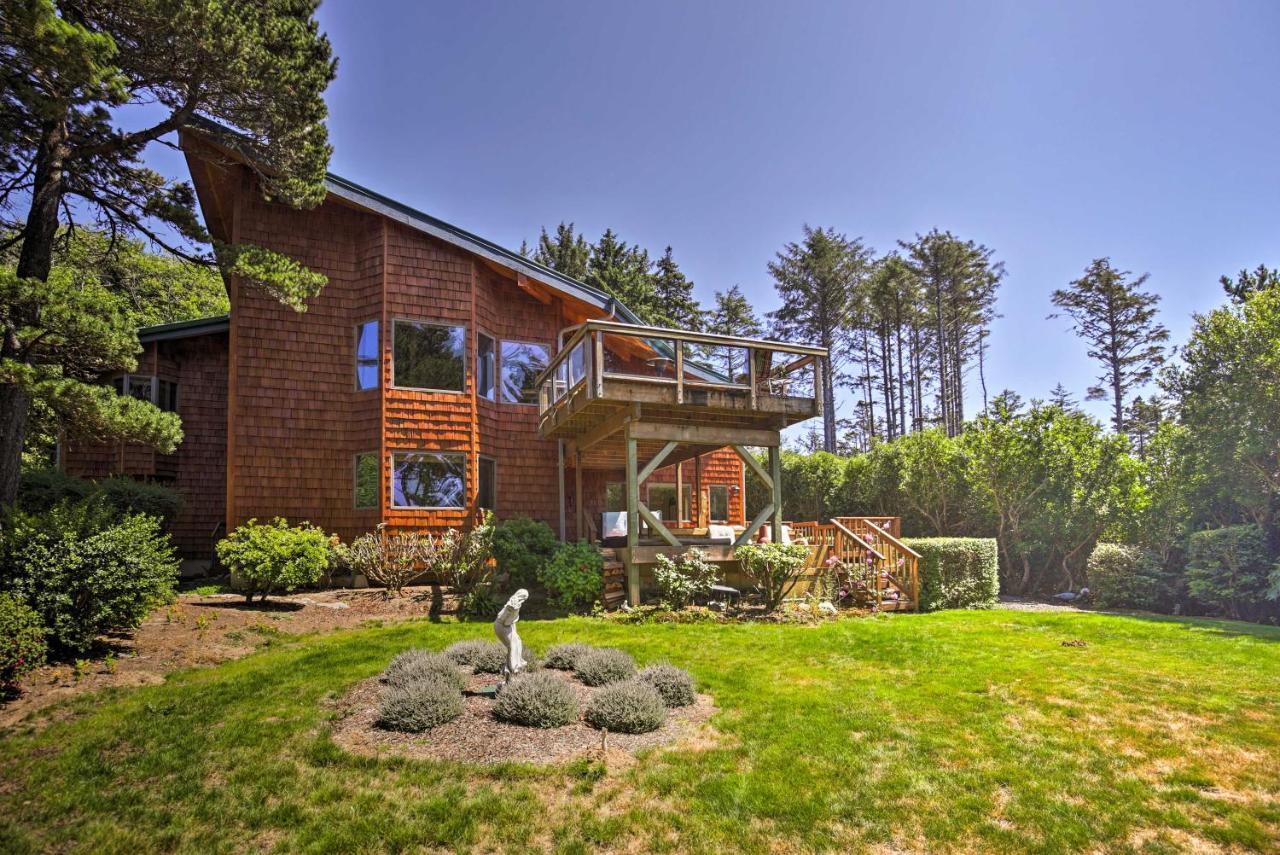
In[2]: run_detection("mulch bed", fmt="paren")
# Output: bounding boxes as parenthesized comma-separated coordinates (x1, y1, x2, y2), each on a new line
(328, 668, 717, 766)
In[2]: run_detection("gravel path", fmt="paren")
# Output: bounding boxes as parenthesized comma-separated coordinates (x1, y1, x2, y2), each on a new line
(996, 595, 1087, 613)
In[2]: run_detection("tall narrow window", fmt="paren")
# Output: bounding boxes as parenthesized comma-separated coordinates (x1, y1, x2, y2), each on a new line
(355, 320, 379, 390)
(354, 452, 378, 509)
(708, 485, 729, 523)
(478, 456, 496, 512)
(605, 482, 626, 512)
(501, 341, 550, 404)
(393, 320, 465, 391)
(391, 451, 466, 508)
(477, 333, 496, 401)
(648, 485, 678, 524)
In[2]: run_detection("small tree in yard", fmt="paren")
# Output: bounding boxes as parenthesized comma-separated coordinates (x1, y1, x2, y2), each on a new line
(442, 512, 496, 616)
(734, 542, 811, 611)
(216, 518, 331, 603)
(341, 524, 426, 597)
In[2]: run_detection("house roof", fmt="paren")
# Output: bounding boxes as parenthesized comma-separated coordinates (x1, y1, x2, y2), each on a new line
(138, 314, 230, 343)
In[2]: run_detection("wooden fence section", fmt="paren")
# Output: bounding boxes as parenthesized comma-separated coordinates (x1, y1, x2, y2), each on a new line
(790, 516, 921, 611)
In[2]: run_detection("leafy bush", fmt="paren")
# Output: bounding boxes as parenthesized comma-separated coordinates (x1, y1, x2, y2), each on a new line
(493, 671, 579, 728)
(0, 593, 47, 690)
(376, 676, 464, 733)
(15, 468, 93, 512)
(585, 679, 667, 734)
(573, 647, 635, 686)
(94, 476, 183, 524)
(903, 538, 1000, 611)
(443, 512, 496, 617)
(653, 548, 720, 610)
(0, 503, 177, 655)
(382, 649, 465, 692)
(444, 639, 508, 674)
(1088, 543, 1168, 611)
(216, 517, 332, 602)
(492, 517, 559, 587)
(1184, 525, 1279, 622)
(543, 642, 593, 671)
(734, 542, 811, 611)
(636, 664, 695, 708)
(538, 541, 603, 612)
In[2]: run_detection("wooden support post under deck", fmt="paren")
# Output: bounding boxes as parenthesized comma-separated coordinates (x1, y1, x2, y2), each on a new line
(769, 444, 783, 542)
(625, 430, 640, 605)
(574, 451, 583, 542)
(557, 440, 566, 541)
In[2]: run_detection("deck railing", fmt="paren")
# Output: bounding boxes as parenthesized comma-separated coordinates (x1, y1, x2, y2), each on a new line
(535, 319, 827, 416)
(789, 517, 921, 610)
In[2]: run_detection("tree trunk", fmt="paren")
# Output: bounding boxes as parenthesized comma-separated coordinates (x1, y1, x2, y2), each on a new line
(1, 118, 69, 506)
(895, 312, 907, 437)
(821, 354, 837, 454)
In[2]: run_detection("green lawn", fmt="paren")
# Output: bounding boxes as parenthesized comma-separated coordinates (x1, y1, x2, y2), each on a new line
(2, 609, 1278, 853)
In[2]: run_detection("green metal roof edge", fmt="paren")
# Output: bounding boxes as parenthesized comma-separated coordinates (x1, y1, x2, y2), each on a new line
(137, 314, 230, 342)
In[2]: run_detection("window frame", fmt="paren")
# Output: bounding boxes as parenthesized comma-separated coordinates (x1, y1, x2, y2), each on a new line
(354, 319, 380, 392)
(111, 372, 178, 411)
(389, 450, 468, 510)
(499, 338, 552, 406)
(389, 317, 467, 394)
(646, 483, 691, 525)
(476, 331, 497, 402)
(478, 455, 497, 513)
(707, 484, 730, 524)
(353, 451, 379, 510)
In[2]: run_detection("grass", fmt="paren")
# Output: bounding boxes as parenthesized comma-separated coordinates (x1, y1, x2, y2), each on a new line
(1, 609, 1277, 853)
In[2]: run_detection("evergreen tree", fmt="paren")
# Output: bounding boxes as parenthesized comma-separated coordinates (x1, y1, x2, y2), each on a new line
(1125, 395, 1165, 460)
(0, 0, 336, 504)
(1047, 383, 1078, 411)
(900, 230, 1004, 438)
(1050, 258, 1169, 433)
(585, 229, 660, 324)
(706, 285, 762, 380)
(1219, 263, 1280, 304)
(532, 222, 589, 280)
(768, 225, 874, 453)
(651, 246, 704, 330)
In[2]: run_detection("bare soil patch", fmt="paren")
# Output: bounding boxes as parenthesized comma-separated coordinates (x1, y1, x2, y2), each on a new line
(2, 585, 446, 730)
(329, 668, 717, 765)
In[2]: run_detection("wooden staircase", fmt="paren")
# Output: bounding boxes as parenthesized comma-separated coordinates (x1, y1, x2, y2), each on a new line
(789, 517, 921, 611)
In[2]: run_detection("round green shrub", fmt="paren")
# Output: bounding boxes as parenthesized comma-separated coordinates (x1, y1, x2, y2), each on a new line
(493, 671, 579, 728)
(636, 664, 696, 707)
(444, 639, 508, 674)
(543, 642, 593, 671)
(492, 517, 559, 587)
(15, 468, 94, 513)
(585, 679, 666, 734)
(1088, 543, 1167, 610)
(573, 647, 635, 686)
(382, 649, 465, 691)
(538, 541, 603, 612)
(0, 593, 47, 690)
(94, 476, 183, 525)
(0, 503, 177, 655)
(376, 677, 464, 733)
(216, 517, 333, 602)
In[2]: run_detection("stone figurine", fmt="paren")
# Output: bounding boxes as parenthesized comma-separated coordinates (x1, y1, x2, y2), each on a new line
(494, 588, 529, 681)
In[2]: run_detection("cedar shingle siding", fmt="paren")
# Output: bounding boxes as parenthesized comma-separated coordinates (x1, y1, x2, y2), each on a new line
(64, 151, 747, 562)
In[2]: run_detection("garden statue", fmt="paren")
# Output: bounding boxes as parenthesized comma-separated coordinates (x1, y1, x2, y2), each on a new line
(494, 588, 529, 681)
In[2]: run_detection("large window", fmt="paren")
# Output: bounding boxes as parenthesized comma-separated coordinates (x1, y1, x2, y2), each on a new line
(478, 456, 496, 512)
(393, 320, 465, 391)
(391, 452, 466, 508)
(708, 485, 729, 523)
(477, 333, 496, 401)
(501, 341, 550, 404)
(354, 452, 378, 509)
(355, 320, 379, 390)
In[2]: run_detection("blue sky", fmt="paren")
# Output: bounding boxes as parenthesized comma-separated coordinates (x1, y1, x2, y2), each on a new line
(183, 1, 1280, 425)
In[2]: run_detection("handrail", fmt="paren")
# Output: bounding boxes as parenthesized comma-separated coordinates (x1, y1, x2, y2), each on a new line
(830, 519, 886, 561)
(534, 319, 827, 389)
(833, 516, 921, 559)
(788, 516, 919, 610)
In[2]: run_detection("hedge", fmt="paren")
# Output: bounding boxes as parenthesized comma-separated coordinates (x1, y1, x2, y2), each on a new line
(1087, 543, 1168, 611)
(902, 537, 999, 611)
(1184, 525, 1279, 623)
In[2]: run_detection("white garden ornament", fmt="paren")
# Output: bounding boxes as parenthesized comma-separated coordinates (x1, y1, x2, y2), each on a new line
(494, 588, 529, 681)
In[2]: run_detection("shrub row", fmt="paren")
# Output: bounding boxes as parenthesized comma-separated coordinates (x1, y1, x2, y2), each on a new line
(903, 538, 1000, 611)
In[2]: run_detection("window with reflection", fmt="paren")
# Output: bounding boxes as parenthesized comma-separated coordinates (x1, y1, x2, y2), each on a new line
(501, 341, 550, 404)
(708, 485, 730, 523)
(391, 452, 466, 508)
(477, 333, 496, 401)
(393, 320, 465, 391)
(354, 452, 378, 509)
(355, 320, 379, 390)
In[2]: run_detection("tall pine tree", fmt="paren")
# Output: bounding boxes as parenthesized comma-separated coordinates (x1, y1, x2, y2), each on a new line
(532, 223, 590, 280)
(768, 226, 873, 452)
(1050, 258, 1168, 433)
(651, 246, 703, 330)
(706, 285, 762, 380)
